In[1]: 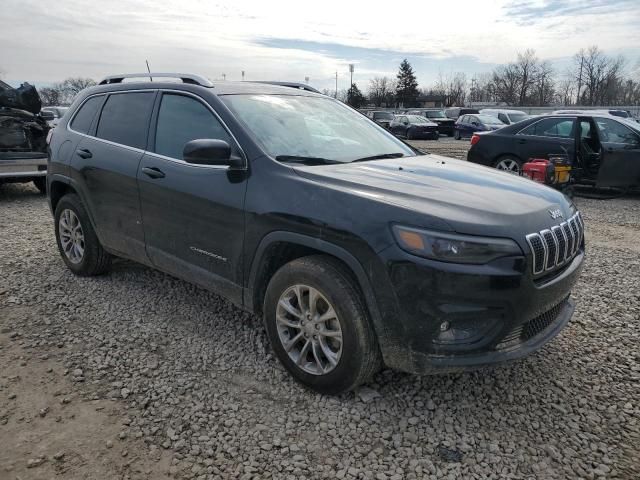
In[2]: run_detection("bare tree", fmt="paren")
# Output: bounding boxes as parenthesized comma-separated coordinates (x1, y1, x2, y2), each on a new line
(60, 77, 96, 100)
(534, 61, 555, 106)
(514, 50, 539, 105)
(368, 77, 394, 107)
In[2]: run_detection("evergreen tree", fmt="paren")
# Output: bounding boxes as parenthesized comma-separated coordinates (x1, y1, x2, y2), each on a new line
(347, 83, 367, 108)
(395, 59, 419, 107)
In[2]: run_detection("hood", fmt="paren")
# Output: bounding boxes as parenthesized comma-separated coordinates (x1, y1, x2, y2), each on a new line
(293, 155, 574, 239)
(430, 118, 454, 123)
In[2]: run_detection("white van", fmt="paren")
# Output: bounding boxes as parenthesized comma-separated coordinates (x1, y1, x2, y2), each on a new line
(480, 109, 529, 125)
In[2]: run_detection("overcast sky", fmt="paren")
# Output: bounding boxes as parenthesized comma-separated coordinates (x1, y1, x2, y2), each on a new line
(2, 0, 639, 91)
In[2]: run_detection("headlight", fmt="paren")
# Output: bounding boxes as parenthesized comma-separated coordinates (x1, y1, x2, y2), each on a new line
(392, 225, 522, 264)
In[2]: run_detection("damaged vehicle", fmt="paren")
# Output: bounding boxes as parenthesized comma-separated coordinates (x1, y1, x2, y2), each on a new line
(0, 80, 50, 193)
(47, 73, 584, 394)
(467, 113, 640, 188)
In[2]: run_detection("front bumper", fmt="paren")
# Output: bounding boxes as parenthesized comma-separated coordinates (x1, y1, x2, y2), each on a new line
(372, 243, 584, 375)
(0, 154, 48, 179)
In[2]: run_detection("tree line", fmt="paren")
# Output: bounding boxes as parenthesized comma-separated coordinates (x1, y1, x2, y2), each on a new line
(356, 46, 640, 109)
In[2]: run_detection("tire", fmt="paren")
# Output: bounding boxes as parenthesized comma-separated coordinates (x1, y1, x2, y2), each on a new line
(263, 255, 381, 395)
(33, 177, 46, 194)
(494, 156, 523, 175)
(54, 193, 111, 276)
(454, 130, 461, 140)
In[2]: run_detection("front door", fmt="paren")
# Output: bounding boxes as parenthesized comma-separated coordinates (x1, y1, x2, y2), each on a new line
(593, 116, 640, 188)
(137, 92, 248, 302)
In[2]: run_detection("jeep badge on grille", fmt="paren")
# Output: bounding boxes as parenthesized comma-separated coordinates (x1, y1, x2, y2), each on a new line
(548, 209, 563, 219)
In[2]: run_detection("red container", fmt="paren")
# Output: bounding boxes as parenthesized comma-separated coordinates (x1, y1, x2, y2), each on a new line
(522, 159, 554, 184)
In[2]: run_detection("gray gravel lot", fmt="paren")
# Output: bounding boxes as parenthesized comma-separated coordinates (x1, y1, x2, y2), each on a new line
(1, 151, 639, 479)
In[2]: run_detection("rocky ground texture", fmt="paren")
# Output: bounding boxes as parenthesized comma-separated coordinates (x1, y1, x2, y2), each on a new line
(1, 149, 639, 479)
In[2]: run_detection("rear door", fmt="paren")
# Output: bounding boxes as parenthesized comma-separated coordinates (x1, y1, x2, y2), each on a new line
(514, 116, 575, 161)
(594, 116, 640, 188)
(71, 90, 156, 260)
(137, 91, 248, 301)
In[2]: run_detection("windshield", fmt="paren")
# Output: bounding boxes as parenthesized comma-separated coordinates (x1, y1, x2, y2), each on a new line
(406, 115, 429, 123)
(221, 95, 415, 163)
(508, 113, 528, 123)
(425, 110, 446, 119)
(373, 112, 394, 120)
(477, 114, 504, 125)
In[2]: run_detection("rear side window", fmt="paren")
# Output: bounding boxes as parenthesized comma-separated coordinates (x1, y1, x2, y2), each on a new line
(498, 113, 508, 123)
(519, 118, 574, 138)
(154, 93, 233, 160)
(70, 96, 103, 134)
(96, 92, 155, 149)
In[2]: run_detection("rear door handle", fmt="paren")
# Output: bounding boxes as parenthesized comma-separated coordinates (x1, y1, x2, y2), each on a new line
(141, 166, 166, 179)
(76, 148, 92, 159)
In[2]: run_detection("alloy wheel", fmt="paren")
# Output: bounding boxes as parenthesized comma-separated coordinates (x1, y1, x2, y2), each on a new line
(59, 209, 85, 264)
(496, 158, 521, 174)
(276, 284, 343, 375)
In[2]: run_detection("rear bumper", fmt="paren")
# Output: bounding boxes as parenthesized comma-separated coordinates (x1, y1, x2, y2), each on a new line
(372, 243, 584, 375)
(0, 155, 48, 179)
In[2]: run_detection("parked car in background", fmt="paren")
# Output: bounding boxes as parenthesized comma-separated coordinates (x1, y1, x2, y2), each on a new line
(41, 106, 69, 127)
(445, 107, 479, 120)
(366, 110, 394, 129)
(389, 114, 439, 140)
(406, 109, 455, 136)
(454, 114, 505, 139)
(553, 109, 632, 119)
(467, 113, 640, 188)
(0, 80, 50, 193)
(480, 109, 529, 125)
(47, 72, 584, 394)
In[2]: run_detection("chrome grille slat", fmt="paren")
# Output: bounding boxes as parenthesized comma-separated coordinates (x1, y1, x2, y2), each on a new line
(527, 212, 583, 276)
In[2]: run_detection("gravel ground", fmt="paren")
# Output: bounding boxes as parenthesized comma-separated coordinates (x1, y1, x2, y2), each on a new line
(1, 161, 639, 479)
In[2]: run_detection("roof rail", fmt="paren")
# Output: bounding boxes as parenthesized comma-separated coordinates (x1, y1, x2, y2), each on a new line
(98, 73, 214, 88)
(253, 81, 321, 94)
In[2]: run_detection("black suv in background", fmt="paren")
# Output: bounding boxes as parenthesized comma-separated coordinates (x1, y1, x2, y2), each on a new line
(406, 109, 455, 136)
(47, 73, 584, 394)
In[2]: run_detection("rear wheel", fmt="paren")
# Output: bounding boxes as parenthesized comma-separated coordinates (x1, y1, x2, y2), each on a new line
(263, 255, 381, 394)
(33, 177, 46, 194)
(494, 156, 522, 175)
(54, 194, 111, 276)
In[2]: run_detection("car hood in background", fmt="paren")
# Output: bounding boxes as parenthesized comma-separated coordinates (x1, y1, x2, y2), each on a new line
(294, 155, 574, 238)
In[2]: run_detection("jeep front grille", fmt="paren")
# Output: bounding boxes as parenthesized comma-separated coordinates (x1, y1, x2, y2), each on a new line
(525, 212, 583, 275)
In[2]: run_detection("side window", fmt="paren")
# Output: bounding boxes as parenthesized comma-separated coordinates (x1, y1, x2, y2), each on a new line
(96, 92, 155, 149)
(155, 94, 233, 160)
(498, 113, 508, 123)
(595, 117, 640, 144)
(70, 96, 103, 134)
(519, 118, 574, 138)
(579, 121, 592, 139)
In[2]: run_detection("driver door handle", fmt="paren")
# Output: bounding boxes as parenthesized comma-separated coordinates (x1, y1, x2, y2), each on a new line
(76, 148, 92, 159)
(141, 166, 166, 179)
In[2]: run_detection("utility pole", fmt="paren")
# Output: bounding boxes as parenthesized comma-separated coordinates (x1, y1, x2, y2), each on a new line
(222, 73, 226, 81)
(335, 71, 338, 99)
(241, 71, 245, 81)
(576, 56, 584, 105)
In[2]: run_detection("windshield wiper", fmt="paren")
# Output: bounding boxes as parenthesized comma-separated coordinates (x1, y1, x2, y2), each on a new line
(352, 152, 406, 163)
(275, 155, 340, 165)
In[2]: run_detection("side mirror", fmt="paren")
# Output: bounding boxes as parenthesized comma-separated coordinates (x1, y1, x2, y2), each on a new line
(40, 110, 55, 121)
(472, 122, 479, 127)
(183, 139, 244, 168)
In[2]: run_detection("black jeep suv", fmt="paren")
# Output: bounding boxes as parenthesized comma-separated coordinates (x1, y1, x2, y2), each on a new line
(47, 73, 585, 394)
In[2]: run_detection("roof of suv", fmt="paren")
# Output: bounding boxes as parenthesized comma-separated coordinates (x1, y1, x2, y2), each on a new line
(88, 74, 322, 97)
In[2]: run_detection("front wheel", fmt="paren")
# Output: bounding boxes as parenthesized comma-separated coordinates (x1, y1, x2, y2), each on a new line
(263, 256, 381, 395)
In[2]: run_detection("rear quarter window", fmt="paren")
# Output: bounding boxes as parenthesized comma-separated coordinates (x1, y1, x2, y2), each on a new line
(70, 96, 103, 134)
(96, 92, 155, 149)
